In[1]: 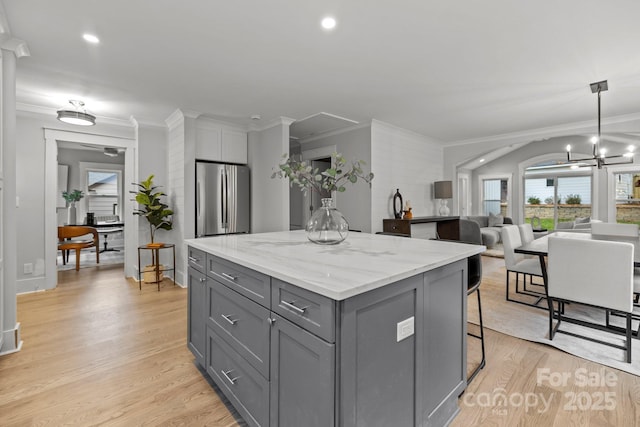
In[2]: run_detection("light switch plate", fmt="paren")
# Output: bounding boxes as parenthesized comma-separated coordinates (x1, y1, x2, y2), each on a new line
(397, 316, 415, 342)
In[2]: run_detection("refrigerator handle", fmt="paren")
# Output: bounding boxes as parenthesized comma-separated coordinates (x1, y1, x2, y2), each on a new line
(225, 169, 230, 228)
(220, 168, 226, 228)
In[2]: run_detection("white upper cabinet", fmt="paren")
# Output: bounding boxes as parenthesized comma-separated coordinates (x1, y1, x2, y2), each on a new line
(196, 121, 247, 164)
(221, 129, 248, 164)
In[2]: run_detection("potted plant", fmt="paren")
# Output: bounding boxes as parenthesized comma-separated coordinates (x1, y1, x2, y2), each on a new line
(272, 152, 374, 244)
(132, 175, 173, 282)
(62, 189, 84, 225)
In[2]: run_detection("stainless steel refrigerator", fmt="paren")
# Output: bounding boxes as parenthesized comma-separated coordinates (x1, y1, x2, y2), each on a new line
(196, 162, 250, 237)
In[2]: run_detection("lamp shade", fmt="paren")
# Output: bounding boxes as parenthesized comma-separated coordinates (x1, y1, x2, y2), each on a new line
(434, 181, 452, 199)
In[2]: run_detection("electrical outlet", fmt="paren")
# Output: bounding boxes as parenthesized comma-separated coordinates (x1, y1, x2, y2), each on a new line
(23, 263, 33, 274)
(396, 316, 415, 342)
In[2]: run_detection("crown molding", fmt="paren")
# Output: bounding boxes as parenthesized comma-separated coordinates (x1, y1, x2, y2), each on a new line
(0, 35, 29, 57)
(448, 111, 640, 147)
(371, 119, 446, 145)
(249, 116, 295, 132)
(297, 122, 371, 144)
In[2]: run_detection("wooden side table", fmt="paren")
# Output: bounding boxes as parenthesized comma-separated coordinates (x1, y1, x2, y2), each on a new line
(137, 243, 176, 291)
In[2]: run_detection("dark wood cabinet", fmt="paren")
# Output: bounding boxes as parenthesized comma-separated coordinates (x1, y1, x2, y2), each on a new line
(383, 216, 460, 240)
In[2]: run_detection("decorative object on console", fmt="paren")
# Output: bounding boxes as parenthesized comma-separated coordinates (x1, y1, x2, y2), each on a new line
(272, 152, 374, 244)
(62, 189, 84, 225)
(566, 80, 635, 169)
(434, 180, 453, 216)
(57, 100, 96, 126)
(402, 200, 413, 219)
(393, 188, 403, 219)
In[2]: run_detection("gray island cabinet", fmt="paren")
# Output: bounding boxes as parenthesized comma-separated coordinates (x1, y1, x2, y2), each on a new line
(186, 230, 484, 427)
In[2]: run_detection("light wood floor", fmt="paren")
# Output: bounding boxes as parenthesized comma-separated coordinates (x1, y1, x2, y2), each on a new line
(1, 259, 640, 426)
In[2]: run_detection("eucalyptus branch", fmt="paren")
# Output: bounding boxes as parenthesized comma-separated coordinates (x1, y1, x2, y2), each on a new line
(271, 152, 374, 195)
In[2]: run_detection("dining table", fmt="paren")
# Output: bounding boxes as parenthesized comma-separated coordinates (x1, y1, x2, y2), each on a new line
(514, 231, 640, 304)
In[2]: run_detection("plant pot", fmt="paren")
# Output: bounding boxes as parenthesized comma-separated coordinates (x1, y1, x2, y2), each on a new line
(143, 264, 165, 283)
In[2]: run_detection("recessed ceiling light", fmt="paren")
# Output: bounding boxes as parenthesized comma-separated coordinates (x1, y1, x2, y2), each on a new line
(321, 16, 337, 30)
(479, 158, 485, 163)
(83, 33, 100, 44)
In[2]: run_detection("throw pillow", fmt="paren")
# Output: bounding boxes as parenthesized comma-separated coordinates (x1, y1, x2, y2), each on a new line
(488, 212, 504, 227)
(575, 216, 590, 224)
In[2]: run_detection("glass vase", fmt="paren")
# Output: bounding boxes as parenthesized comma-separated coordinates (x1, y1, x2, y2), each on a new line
(306, 198, 349, 245)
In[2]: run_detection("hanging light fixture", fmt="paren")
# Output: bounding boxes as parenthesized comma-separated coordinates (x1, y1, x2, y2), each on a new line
(57, 100, 96, 126)
(566, 80, 634, 169)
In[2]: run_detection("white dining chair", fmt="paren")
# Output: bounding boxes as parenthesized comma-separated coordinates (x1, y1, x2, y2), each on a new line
(518, 223, 535, 245)
(501, 225, 544, 307)
(547, 236, 634, 363)
(591, 222, 639, 237)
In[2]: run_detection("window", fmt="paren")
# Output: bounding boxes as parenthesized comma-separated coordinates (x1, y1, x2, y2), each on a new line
(613, 172, 640, 225)
(482, 178, 508, 216)
(524, 162, 591, 231)
(86, 169, 121, 217)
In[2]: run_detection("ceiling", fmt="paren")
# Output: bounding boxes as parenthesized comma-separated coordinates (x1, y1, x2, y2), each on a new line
(3, 0, 640, 143)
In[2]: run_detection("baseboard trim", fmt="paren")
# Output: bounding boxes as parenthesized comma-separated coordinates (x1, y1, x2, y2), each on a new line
(17, 276, 49, 294)
(0, 322, 23, 356)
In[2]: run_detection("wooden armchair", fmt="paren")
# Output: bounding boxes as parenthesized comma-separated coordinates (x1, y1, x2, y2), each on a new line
(58, 226, 99, 271)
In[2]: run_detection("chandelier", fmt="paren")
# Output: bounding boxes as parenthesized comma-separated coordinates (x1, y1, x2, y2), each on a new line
(566, 80, 634, 169)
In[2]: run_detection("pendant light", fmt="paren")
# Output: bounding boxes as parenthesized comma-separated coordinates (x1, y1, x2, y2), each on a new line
(566, 80, 634, 169)
(57, 100, 96, 126)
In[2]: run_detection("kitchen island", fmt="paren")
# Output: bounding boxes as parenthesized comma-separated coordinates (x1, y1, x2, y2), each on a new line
(185, 230, 484, 427)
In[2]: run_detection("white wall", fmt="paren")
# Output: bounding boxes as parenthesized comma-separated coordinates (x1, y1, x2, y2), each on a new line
(165, 111, 187, 285)
(298, 125, 373, 232)
(137, 124, 168, 246)
(15, 112, 135, 294)
(370, 120, 445, 233)
(248, 120, 291, 233)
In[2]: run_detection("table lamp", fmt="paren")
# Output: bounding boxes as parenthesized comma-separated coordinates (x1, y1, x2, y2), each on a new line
(434, 181, 453, 216)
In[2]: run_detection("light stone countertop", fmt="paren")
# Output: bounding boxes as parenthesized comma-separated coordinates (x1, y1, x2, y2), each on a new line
(185, 230, 485, 300)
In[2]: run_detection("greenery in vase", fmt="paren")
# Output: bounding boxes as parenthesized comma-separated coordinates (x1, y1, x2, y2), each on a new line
(131, 174, 173, 243)
(62, 189, 84, 205)
(271, 152, 374, 194)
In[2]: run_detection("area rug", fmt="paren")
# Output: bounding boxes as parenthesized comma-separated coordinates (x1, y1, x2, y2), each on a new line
(472, 262, 640, 376)
(481, 243, 504, 258)
(57, 248, 124, 271)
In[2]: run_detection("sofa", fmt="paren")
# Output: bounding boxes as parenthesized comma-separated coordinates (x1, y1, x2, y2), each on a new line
(464, 214, 513, 248)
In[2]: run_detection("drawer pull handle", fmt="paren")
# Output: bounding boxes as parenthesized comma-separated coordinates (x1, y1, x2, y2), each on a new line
(199, 277, 206, 283)
(267, 317, 276, 325)
(221, 314, 237, 325)
(281, 300, 307, 314)
(221, 369, 240, 385)
(221, 272, 237, 281)
(188, 256, 199, 263)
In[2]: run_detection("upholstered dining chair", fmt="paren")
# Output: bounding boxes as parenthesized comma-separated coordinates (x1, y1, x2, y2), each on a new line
(547, 236, 634, 363)
(591, 222, 639, 237)
(58, 226, 99, 271)
(501, 225, 544, 307)
(518, 223, 535, 245)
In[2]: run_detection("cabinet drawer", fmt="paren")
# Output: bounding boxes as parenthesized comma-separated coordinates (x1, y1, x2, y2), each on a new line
(272, 279, 335, 343)
(208, 279, 270, 379)
(207, 254, 270, 307)
(382, 219, 411, 236)
(187, 247, 206, 273)
(207, 327, 269, 427)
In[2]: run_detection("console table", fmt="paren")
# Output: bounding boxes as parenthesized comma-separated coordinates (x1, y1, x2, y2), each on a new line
(383, 216, 460, 240)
